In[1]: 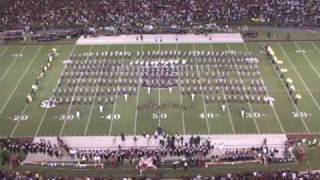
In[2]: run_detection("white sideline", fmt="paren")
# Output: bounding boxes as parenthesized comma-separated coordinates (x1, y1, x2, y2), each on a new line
(77, 33, 244, 45)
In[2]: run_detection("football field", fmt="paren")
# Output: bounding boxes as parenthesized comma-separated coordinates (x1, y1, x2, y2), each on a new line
(1, 41, 320, 137)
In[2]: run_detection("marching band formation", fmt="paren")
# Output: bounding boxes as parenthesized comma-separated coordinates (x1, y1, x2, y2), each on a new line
(48, 49, 274, 108)
(266, 45, 302, 104)
(26, 48, 57, 104)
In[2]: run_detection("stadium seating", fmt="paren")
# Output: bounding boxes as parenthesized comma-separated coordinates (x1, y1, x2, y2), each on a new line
(1, 0, 319, 31)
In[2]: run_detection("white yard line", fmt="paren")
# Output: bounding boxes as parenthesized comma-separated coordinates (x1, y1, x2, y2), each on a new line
(311, 42, 320, 56)
(279, 43, 320, 112)
(243, 44, 285, 133)
(265, 43, 310, 133)
(11, 46, 62, 137)
(0, 46, 9, 57)
(35, 45, 76, 136)
(133, 84, 141, 135)
(192, 43, 211, 134)
(158, 89, 161, 127)
(294, 42, 320, 79)
(108, 44, 127, 136)
(0, 59, 20, 84)
(226, 43, 260, 134)
(0, 47, 42, 117)
(59, 46, 93, 136)
(306, 159, 313, 171)
(133, 43, 143, 136)
(10, 105, 28, 137)
(158, 43, 161, 127)
(209, 43, 235, 134)
(84, 45, 110, 136)
(175, 43, 186, 135)
(0, 46, 25, 84)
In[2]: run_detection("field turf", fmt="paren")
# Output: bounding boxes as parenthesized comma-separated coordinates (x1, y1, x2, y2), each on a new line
(1, 41, 320, 137)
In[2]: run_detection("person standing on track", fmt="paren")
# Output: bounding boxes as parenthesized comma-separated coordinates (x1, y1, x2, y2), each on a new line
(99, 105, 103, 114)
(241, 107, 245, 119)
(75, 109, 80, 119)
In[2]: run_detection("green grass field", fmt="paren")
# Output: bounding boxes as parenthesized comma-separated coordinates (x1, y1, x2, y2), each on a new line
(1, 41, 320, 137)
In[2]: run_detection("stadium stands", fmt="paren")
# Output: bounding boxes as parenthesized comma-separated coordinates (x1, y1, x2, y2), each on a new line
(1, 0, 319, 32)
(0, 169, 320, 179)
(4, 134, 293, 169)
(1, 0, 320, 179)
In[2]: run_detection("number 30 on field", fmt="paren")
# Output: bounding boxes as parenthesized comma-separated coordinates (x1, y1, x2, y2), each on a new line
(12, 115, 28, 121)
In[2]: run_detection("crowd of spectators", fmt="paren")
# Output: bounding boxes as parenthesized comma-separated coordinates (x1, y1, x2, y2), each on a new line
(212, 146, 294, 164)
(1, 0, 319, 32)
(1, 133, 291, 167)
(68, 133, 291, 167)
(69, 133, 213, 164)
(0, 169, 320, 179)
(2, 138, 61, 158)
(213, 149, 256, 162)
(0, 136, 309, 179)
(191, 170, 320, 180)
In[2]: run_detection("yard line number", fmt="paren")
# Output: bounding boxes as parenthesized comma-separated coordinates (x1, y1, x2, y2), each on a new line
(11, 115, 29, 121)
(58, 114, 76, 121)
(292, 112, 311, 118)
(101, 114, 121, 120)
(296, 49, 306, 54)
(12, 53, 23, 58)
(153, 113, 167, 119)
(245, 112, 262, 119)
(199, 112, 219, 119)
(58, 114, 122, 121)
